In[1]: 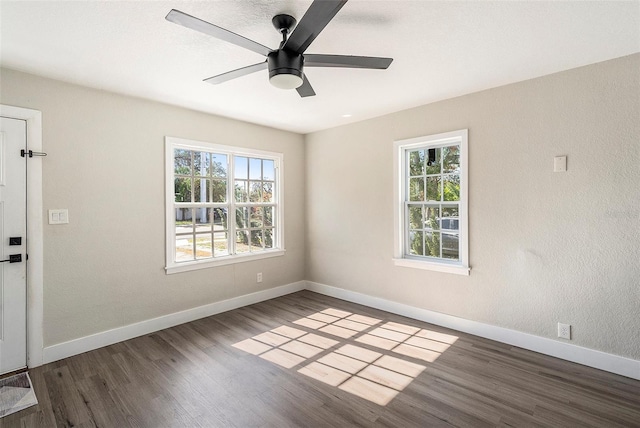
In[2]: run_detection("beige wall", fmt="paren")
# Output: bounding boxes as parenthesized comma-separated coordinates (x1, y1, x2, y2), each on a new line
(1, 68, 305, 346)
(1, 54, 638, 361)
(305, 54, 640, 360)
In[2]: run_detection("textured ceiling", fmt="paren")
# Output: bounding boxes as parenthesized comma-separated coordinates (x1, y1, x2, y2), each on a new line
(1, 1, 639, 134)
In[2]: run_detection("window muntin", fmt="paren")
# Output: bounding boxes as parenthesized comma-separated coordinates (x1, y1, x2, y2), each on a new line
(394, 130, 468, 274)
(166, 138, 284, 273)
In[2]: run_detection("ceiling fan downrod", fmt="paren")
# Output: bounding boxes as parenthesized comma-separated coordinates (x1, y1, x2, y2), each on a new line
(272, 14, 297, 48)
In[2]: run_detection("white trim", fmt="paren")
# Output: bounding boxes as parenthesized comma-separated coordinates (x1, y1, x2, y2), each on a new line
(165, 136, 285, 274)
(392, 258, 470, 275)
(393, 129, 469, 274)
(0, 105, 44, 369)
(43, 281, 306, 364)
(305, 281, 640, 380)
(166, 249, 285, 274)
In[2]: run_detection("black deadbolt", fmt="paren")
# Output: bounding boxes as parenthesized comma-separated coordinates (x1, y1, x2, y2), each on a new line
(9, 237, 22, 246)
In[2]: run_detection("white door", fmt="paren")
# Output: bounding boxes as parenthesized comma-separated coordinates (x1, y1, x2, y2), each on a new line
(0, 116, 27, 375)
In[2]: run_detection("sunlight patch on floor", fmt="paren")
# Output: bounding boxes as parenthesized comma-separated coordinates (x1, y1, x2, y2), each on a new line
(232, 308, 458, 406)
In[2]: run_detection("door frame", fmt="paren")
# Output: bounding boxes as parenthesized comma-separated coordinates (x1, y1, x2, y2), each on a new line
(0, 104, 43, 368)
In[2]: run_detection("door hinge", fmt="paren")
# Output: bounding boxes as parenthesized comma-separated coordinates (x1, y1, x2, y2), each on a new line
(20, 149, 47, 158)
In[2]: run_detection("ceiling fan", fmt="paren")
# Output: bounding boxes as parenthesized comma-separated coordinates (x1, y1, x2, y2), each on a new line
(165, 0, 393, 97)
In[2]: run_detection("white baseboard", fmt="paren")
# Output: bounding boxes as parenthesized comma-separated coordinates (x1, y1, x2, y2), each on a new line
(306, 281, 640, 381)
(41, 279, 639, 381)
(42, 281, 306, 364)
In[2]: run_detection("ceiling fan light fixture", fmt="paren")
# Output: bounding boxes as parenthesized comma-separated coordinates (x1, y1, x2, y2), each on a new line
(269, 72, 303, 89)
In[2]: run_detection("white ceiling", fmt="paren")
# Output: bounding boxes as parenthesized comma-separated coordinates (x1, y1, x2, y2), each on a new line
(1, 1, 639, 134)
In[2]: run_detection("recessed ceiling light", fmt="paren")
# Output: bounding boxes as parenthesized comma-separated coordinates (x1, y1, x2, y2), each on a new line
(341, 114, 352, 118)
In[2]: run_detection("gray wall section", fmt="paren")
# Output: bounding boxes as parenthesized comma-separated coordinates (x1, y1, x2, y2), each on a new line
(305, 54, 640, 360)
(0, 68, 306, 346)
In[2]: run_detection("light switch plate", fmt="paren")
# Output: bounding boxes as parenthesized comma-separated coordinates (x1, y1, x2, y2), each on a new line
(48, 209, 69, 224)
(554, 156, 567, 172)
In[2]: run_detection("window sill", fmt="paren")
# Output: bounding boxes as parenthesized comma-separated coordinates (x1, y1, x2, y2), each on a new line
(166, 249, 286, 274)
(392, 258, 470, 276)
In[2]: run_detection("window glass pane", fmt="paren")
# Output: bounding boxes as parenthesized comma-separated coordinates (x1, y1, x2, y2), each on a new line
(442, 205, 459, 218)
(408, 205, 423, 230)
(236, 231, 250, 253)
(213, 208, 228, 231)
(250, 207, 263, 228)
(409, 177, 424, 201)
(195, 208, 212, 233)
(441, 206, 459, 231)
(174, 149, 191, 175)
(193, 152, 210, 177)
(212, 179, 226, 203)
(249, 158, 262, 180)
(235, 207, 248, 229)
(250, 230, 263, 251)
(443, 145, 460, 173)
(264, 206, 273, 227)
(425, 206, 440, 230)
(211, 154, 227, 178)
(195, 233, 212, 259)
(235, 180, 248, 202)
(264, 228, 274, 249)
(263, 160, 275, 180)
(425, 231, 441, 258)
(409, 231, 423, 256)
(214, 231, 229, 256)
(193, 178, 210, 203)
(443, 175, 460, 201)
(408, 150, 424, 176)
(249, 181, 262, 202)
(442, 233, 459, 260)
(174, 178, 192, 202)
(262, 182, 274, 202)
(425, 148, 441, 175)
(175, 208, 193, 234)
(175, 236, 194, 262)
(426, 177, 441, 201)
(234, 156, 248, 179)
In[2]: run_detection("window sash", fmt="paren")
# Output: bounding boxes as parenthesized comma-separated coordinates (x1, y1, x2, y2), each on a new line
(403, 201, 460, 260)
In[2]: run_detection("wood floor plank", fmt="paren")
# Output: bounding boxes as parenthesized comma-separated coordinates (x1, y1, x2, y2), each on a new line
(3, 291, 639, 427)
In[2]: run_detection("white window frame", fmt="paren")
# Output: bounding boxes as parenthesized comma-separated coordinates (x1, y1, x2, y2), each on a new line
(393, 129, 470, 275)
(165, 137, 285, 274)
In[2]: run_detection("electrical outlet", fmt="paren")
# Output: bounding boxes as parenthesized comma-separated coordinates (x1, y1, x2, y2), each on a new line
(558, 323, 571, 340)
(257, 272, 263, 283)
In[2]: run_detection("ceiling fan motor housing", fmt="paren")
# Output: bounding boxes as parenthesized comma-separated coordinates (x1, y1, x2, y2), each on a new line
(268, 50, 304, 89)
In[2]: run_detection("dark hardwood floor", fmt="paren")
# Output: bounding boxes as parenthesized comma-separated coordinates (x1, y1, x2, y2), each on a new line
(2, 290, 639, 427)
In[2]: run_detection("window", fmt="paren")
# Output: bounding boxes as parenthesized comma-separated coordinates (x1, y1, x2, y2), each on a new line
(165, 137, 284, 274)
(393, 130, 469, 275)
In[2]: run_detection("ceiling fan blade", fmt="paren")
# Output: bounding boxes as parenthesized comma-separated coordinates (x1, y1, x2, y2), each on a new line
(166, 9, 272, 57)
(203, 62, 268, 84)
(283, 0, 347, 54)
(296, 75, 316, 97)
(304, 54, 393, 69)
